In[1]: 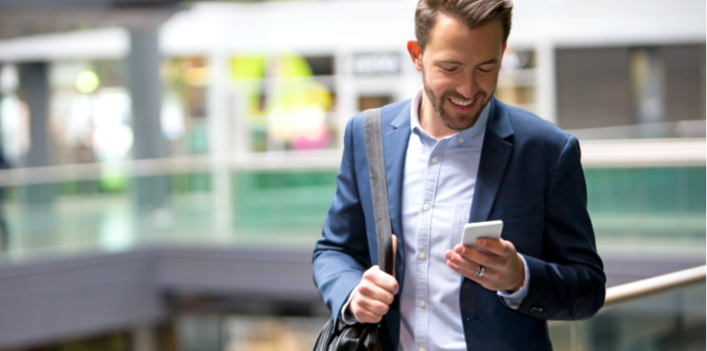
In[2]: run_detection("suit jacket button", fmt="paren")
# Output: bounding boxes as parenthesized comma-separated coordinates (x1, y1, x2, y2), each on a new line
(530, 307, 542, 315)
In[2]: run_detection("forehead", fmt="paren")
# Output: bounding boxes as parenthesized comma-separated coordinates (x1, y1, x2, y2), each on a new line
(425, 13, 504, 61)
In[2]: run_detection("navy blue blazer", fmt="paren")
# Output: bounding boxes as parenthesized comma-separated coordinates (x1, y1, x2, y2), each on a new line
(313, 97, 606, 350)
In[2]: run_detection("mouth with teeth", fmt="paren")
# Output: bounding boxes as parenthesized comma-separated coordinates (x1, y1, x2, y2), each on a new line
(448, 96, 476, 112)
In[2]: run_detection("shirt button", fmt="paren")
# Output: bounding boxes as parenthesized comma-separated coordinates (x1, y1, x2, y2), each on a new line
(418, 300, 426, 308)
(431, 156, 438, 164)
(423, 204, 430, 211)
(419, 252, 426, 260)
(458, 137, 464, 144)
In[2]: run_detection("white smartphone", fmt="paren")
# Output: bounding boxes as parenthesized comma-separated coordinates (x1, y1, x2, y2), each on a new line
(461, 220, 504, 253)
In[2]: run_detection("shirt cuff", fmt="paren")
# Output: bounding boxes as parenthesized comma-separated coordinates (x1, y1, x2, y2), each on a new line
(497, 254, 530, 309)
(339, 290, 358, 326)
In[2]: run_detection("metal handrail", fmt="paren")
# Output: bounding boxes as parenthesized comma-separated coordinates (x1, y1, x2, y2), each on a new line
(567, 120, 706, 140)
(0, 150, 342, 187)
(604, 265, 706, 307)
(0, 137, 703, 187)
(579, 138, 706, 168)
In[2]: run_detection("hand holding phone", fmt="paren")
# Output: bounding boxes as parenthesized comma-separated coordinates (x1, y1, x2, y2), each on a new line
(450, 220, 524, 293)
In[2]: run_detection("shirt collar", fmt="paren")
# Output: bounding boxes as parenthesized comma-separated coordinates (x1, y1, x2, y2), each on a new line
(410, 86, 490, 143)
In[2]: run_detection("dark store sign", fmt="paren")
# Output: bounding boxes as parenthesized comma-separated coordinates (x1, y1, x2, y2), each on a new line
(348, 53, 401, 76)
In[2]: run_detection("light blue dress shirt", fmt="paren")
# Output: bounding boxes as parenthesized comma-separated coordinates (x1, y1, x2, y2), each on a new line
(342, 88, 530, 351)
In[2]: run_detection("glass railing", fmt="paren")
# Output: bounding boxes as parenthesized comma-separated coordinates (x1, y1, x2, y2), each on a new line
(0, 157, 340, 262)
(0, 138, 703, 263)
(3, 166, 705, 259)
(585, 166, 706, 259)
(549, 266, 706, 351)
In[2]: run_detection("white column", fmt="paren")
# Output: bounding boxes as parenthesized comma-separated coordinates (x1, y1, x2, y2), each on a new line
(208, 50, 233, 235)
(335, 48, 356, 150)
(230, 86, 250, 161)
(208, 50, 230, 161)
(536, 40, 557, 124)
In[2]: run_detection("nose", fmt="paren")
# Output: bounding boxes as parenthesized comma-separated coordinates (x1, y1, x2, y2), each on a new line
(456, 73, 477, 99)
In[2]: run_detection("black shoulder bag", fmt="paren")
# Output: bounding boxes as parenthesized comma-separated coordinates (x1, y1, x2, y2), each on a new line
(312, 108, 395, 351)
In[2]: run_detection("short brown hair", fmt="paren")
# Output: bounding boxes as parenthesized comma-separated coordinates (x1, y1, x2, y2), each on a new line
(415, 0, 513, 51)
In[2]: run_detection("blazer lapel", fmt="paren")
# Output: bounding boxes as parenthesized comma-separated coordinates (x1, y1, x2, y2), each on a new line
(469, 98, 515, 222)
(382, 101, 412, 266)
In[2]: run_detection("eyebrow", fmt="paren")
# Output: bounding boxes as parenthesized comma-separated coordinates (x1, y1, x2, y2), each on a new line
(435, 58, 499, 66)
(436, 59, 464, 66)
(477, 58, 499, 66)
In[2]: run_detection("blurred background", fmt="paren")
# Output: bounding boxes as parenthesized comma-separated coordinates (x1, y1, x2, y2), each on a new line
(0, 0, 704, 350)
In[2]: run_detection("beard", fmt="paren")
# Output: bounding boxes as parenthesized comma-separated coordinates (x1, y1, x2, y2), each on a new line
(422, 71, 489, 131)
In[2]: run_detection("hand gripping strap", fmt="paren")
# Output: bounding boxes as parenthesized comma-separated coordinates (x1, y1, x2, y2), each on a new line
(363, 108, 394, 276)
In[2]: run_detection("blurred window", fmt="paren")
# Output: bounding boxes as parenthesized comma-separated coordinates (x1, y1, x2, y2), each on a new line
(230, 54, 337, 152)
(502, 48, 535, 70)
(303, 55, 335, 76)
(162, 56, 209, 155)
(358, 95, 392, 111)
(162, 57, 208, 118)
(495, 47, 538, 114)
(49, 60, 133, 165)
(348, 53, 401, 76)
(556, 47, 633, 130)
(0, 93, 29, 164)
(494, 87, 536, 109)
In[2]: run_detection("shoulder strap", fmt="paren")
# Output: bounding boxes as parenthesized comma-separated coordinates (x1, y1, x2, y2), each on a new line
(363, 108, 394, 276)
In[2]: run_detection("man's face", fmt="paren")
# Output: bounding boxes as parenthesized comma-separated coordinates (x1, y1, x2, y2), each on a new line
(413, 14, 505, 130)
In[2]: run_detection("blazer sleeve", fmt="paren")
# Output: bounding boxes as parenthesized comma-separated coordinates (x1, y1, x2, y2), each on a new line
(312, 116, 370, 328)
(519, 135, 606, 320)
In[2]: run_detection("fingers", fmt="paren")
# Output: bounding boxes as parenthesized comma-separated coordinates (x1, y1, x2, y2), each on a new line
(447, 258, 489, 283)
(445, 250, 487, 279)
(354, 291, 391, 316)
(357, 281, 395, 305)
(352, 264, 399, 323)
(475, 237, 514, 256)
(445, 240, 525, 292)
(453, 244, 504, 270)
(364, 266, 399, 295)
(352, 303, 385, 323)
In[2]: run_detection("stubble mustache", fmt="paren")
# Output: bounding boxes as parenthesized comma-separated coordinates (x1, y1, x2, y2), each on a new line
(435, 92, 486, 131)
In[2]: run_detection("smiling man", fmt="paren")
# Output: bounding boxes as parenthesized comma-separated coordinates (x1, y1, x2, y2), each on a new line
(313, 1, 606, 350)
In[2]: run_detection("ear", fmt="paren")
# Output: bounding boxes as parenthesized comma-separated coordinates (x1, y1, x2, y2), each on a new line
(407, 40, 423, 72)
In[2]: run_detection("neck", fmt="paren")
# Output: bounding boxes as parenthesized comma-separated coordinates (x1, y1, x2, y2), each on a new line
(419, 90, 458, 140)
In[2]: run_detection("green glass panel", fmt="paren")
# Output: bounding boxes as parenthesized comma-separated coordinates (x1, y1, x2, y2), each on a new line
(233, 170, 337, 227)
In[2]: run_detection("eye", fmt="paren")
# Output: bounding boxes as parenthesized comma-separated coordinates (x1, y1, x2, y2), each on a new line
(441, 66, 458, 73)
(477, 65, 494, 73)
